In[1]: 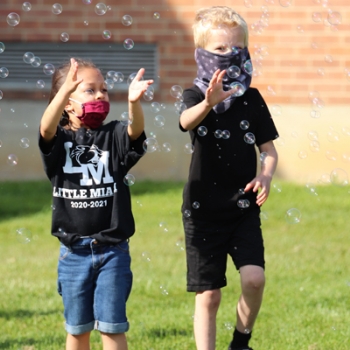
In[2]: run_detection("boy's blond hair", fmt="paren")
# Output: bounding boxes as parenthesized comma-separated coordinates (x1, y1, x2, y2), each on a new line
(193, 6, 249, 49)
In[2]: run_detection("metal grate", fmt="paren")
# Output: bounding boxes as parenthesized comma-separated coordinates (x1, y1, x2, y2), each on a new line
(0, 42, 158, 92)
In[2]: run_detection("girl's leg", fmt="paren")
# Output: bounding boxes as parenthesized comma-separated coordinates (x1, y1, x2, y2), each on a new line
(100, 332, 128, 350)
(236, 265, 265, 333)
(194, 289, 221, 350)
(66, 332, 90, 350)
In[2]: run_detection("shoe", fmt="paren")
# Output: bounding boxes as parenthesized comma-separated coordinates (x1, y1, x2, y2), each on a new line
(228, 346, 254, 350)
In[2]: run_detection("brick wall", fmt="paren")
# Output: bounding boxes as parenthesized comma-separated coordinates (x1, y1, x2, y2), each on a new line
(0, 0, 349, 106)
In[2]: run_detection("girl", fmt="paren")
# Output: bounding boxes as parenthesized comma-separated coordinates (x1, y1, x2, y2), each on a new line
(39, 57, 153, 350)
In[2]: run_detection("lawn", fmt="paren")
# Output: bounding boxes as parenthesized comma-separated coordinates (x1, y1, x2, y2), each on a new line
(0, 180, 349, 349)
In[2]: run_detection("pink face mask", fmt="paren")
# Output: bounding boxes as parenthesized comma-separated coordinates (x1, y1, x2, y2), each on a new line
(69, 98, 110, 129)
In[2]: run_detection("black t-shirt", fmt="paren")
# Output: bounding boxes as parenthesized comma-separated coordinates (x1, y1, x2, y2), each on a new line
(39, 121, 146, 245)
(180, 85, 279, 221)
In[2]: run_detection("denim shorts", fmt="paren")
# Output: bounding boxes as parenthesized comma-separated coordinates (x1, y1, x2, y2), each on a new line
(57, 238, 132, 335)
(183, 208, 264, 292)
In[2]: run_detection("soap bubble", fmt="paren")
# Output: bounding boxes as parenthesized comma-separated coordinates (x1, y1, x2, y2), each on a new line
(122, 15, 133, 26)
(105, 78, 114, 90)
(184, 143, 194, 154)
(123, 38, 134, 50)
(310, 110, 320, 118)
(153, 12, 160, 19)
(16, 228, 32, 243)
(170, 85, 183, 99)
(31, 56, 41, 67)
(113, 72, 124, 83)
(7, 12, 20, 26)
(230, 82, 245, 96)
(244, 0, 253, 7)
(123, 173, 135, 186)
(214, 129, 222, 139)
(143, 138, 158, 153)
(192, 201, 200, 209)
(237, 199, 250, 209)
(143, 86, 154, 101)
(227, 65, 241, 78)
(102, 30, 111, 40)
(240, 120, 249, 130)
(23, 52, 35, 64)
(327, 11, 342, 25)
(43, 63, 55, 75)
(154, 115, 165, 127)
(0, 67, 9, 78)
(159, 285, 169, 296)
(60, 32, 69, 42)
(298, 150, 308, 159)
(159, 221, 168, 232)
(222, 130, 230, 139)
(260, 151, 268, 165)
(36, 80, 45, 89)
(141, 251, 151, 262)
(184, 209, 191, 218)
(197, 126, 208, 136)
(279, 0, 293, 7)
(95, 3, 107, 15)
(162, 142, 171, 152)
(7, 154, 18, 166)
(285, 208, 301, 224)
(0, 43, 5, 53)
(244, 132, 256, 144)
(52, 3, 62, 14)
(120, 111, 132, 126)
(22, 2, 32, 11)
(330, 168, 348, 186)
(305, 182, 318, 196)
(242, 60, 253, 75)
(312, 12, 323, 22)
(271, 105, 282, 116)
(20, 138, 30, 148)
(150, 102, 161, 113)
(0, 90, 3, 99)
(127, 72, 137, 85)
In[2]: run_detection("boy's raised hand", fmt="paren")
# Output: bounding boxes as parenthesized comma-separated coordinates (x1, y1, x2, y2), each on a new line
(128, 68, 154, 103)
(205, 69, 234, 107)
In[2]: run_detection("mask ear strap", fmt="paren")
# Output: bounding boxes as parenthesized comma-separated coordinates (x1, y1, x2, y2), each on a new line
(69, 97, 83, 107)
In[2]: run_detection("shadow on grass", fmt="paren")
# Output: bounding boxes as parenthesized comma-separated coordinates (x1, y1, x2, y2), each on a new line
(0, 180, 53, 220)
(0, 308, 60, 320)
(148, 327, 192, 338)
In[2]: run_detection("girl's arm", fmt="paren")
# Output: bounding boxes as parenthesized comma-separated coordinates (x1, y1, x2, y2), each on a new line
(180, 69, 233, 131)
(127, 68, 153, 141)
(40, 58, 82, 143)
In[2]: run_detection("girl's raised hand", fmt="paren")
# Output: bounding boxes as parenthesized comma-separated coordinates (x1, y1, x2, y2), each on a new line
(128, 68, 154, 103)
(63, 58, 83, 94)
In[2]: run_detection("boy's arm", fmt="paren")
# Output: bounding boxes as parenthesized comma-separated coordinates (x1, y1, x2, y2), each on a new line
(40, 58, 82, 143)
(244, 140, 278, 206)
(180, 69, 233, 130)
(127, 68, 153, 141)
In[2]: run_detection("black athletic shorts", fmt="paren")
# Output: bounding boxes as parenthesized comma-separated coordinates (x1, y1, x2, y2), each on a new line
(183, 208, 264, 292)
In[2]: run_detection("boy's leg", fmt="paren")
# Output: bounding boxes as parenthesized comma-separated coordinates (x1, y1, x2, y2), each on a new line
(66, 332, 90, 350)
(194, 289, 221, 350)
(101, 332, 128, 350)
(236, 265, 265, 333)
(228, 265, 265, 349)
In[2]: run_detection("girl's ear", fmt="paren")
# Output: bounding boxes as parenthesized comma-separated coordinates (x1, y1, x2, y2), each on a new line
(64, 100, 73, 113)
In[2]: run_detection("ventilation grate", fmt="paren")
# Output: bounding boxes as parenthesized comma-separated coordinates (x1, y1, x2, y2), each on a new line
(0, 42, 158, 92)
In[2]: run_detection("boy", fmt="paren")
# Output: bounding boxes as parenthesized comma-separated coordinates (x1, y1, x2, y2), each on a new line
(179, 6, 279, 350)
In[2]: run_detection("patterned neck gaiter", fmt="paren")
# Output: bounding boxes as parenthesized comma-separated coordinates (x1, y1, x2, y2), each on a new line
(193, 47, 253, 114)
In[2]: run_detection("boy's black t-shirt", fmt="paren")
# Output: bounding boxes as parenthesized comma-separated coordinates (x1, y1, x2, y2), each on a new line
(181, 85, 279, 221)
(39, 121, 146, 246)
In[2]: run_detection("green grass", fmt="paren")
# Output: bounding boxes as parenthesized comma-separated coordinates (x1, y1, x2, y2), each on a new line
(1, 180, 350, 349)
